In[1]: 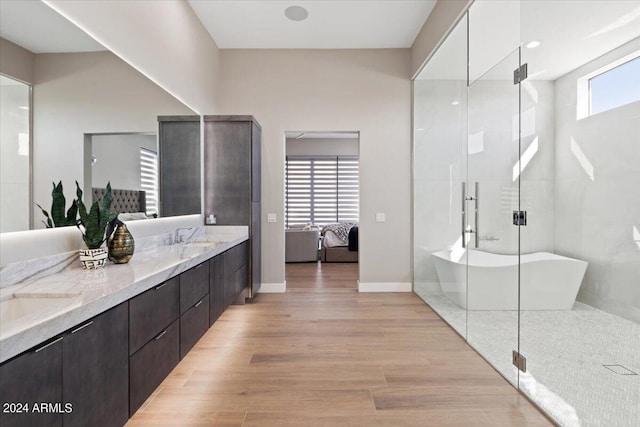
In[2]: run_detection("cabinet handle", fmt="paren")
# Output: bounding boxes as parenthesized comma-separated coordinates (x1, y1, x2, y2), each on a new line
(35, 337, 63, 353)
(154, 330, 167, 340)
(155, 282, 169, 290)
(194, 299, 204, 308)
(71, 321, 93, 334)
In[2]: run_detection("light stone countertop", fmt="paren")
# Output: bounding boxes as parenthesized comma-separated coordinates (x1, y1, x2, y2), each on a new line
(0, 226, 248, 363)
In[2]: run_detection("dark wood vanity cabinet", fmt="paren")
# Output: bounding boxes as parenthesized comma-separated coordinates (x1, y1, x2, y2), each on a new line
(63, 303, 128, 427)
(204, 116, 261, 298)
(129, 277, 180, 355)
(129, 320, 180, 415)
(0, 337, 63, 427)
(209, 254, 226, 325)
(0, 302, 128, 427)
(0, 240, 248, 426)
(179, 262, 210, 359)
(128, 277, 180, 415)
(158, 115, 201, 217)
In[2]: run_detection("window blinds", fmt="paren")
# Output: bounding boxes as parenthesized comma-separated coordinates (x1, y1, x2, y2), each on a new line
(140, 148, 158, 216)
(285, 156, 359, 227)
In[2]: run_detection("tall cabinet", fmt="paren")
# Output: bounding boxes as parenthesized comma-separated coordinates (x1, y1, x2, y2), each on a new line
(204, 116, 261, 298)
(158, 116, 201, 217)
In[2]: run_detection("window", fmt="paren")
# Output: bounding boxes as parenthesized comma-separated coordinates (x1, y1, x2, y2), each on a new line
(140, 148, 158, 216)
(285, 156, 359, 228)
(577, 50, 640, 119)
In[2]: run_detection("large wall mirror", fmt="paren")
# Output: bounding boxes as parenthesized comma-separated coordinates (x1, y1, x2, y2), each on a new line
(0, 0, 198, 233)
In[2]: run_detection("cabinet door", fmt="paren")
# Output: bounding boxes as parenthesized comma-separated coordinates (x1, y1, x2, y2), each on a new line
(251, 202, 261, 295)
(180, 262, 209, 314)
(129, 320, 179, 415)
(223, 249, 237, 305)
(251, 122, 261, 202)
(203, 121, 251, 225)
(209, 254, 226, 325)
(159, 119, 201, 217)
(63, 303, 128, 427)
(180, 297, 209, 359)
(0, 338, 63, 427)
(129, 276, 179, 355)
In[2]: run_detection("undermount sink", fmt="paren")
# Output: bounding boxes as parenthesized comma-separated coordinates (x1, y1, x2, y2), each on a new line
(0, 295, 81, 325)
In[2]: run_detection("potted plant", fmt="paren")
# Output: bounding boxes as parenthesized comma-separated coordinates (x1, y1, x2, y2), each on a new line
(36, 181, 78, 228)
(75, 181, 118, 269)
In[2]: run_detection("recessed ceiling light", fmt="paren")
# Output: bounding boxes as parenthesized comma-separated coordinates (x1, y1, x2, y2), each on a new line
(451, 101, 460, 106)
(18, 106, 29, 110)
(285, 6, 309, 22)
(526, 40, 541, 49)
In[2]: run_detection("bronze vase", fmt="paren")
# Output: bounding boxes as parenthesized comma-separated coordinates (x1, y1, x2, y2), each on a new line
(108, 223, 135, 264)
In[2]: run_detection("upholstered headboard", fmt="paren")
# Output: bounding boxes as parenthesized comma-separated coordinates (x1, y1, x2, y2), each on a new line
(92, 188, 146, 214)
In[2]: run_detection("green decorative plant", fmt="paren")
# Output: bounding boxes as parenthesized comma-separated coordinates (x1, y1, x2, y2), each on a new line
(75, 181, 118, 249)
(36, 181, 78, 228)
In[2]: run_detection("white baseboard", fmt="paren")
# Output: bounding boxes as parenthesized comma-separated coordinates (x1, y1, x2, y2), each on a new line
(258, 281, 286, 293)
(357, 281, 412, 293)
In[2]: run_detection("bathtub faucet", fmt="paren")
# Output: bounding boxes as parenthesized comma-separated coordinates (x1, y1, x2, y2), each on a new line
(479, 236, 500, 242)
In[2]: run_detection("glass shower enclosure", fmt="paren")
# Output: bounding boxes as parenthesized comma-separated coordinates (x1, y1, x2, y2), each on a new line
(413, 1, 640, 426)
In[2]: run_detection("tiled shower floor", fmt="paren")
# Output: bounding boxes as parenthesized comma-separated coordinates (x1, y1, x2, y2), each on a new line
(414, 285, 640, 427)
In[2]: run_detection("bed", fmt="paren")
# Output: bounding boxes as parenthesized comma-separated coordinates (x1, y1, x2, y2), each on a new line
(92, 187, 147, 220)
(319, 222, 359, 263)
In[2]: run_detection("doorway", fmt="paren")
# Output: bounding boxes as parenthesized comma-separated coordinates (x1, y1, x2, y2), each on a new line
(283, 131, 360, 291)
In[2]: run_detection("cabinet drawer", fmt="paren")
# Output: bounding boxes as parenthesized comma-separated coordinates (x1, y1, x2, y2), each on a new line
(129, 276, 179, 355)
(180, 262, 209, 314)
(129, 319, 179, 416)
(0, 338, 63, 427)
(180, 296, 210, 359)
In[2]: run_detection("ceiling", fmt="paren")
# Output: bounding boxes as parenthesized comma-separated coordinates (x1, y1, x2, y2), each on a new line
(0, 0, 105, 53)
(188, 0, 436, 49)
(0, 0, 435, 53)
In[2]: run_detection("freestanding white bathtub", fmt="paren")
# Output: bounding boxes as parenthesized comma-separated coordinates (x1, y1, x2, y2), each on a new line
(432, 249, 588, 310)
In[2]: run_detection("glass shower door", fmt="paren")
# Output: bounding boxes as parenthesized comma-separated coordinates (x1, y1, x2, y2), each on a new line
(466, 48, 523, 386)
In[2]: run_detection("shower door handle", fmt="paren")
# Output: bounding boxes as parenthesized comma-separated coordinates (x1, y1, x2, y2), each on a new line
(462, 182, 479, 249)
(474, 181, 479, 248)
(462, 182, 467, 248)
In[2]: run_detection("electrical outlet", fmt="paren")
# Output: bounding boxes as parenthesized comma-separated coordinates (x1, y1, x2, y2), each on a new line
(375, 213, 385, 223)
(267, 213, 277, 223)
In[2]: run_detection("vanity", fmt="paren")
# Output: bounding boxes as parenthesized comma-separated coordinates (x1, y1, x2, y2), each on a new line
(0, 226, 248, 427)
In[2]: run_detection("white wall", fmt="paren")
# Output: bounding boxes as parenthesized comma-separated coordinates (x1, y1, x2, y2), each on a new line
(554, 37, 640, 323)
(32, 51, 194, 228)
(285, 138, 359, 157)
(44, 0, 220, 114)
(0, 37, 35, 84)
(219, 49, 412, 288)
(90, 134, 156, 191)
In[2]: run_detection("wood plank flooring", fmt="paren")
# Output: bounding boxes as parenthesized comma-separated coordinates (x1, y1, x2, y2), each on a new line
(126, 262, 552, 426)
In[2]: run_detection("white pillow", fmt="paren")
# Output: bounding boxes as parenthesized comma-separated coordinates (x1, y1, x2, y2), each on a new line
(118, 212, 148, 221)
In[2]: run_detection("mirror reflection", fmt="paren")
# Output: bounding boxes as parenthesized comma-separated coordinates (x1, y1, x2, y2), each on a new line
(0, 75, 30, 233)
(0, 0, 197, 233)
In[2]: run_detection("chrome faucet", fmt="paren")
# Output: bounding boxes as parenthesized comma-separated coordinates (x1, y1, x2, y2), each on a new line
(173, 227, 193, 244)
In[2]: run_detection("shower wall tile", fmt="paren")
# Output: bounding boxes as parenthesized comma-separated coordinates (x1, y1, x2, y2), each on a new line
(554, 37, 640, 324)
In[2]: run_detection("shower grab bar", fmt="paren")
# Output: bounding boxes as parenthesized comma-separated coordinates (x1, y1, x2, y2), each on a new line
(461, 182, 479, 249)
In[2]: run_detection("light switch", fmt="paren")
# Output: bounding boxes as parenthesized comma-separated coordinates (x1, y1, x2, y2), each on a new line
(375, 213, 386, 223)
(267, 213, 277, 223)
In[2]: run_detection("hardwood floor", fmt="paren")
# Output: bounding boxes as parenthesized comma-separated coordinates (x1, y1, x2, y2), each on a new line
(126, 262, 552, 426)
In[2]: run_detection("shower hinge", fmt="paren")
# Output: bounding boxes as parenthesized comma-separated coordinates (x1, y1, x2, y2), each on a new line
(512, 350, 527, 372)
(513, 210, 527, 226)
(514, 63, 528, 84)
